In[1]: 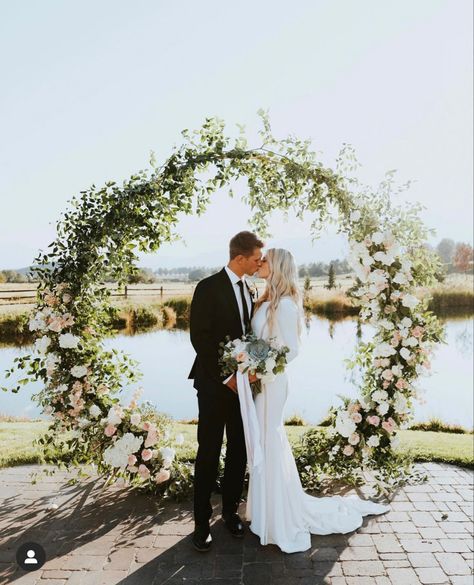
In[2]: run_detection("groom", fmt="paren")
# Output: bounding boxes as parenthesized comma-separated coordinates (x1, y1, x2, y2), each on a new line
(188, 231, 264, 552)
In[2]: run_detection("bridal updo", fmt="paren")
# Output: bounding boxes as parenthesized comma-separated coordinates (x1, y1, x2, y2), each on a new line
(256, 248, 303, 338)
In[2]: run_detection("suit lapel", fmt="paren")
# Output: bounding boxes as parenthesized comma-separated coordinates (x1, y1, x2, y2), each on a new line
(219, 269, 243, 333)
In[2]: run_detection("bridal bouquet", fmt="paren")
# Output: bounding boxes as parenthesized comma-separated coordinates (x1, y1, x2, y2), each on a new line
(219, 334, 289, 397)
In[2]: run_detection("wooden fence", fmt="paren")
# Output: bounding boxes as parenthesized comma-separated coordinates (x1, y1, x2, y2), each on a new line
(0, 286, 196, 307)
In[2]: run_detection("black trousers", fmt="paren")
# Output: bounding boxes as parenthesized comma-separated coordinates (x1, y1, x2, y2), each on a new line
(193, 381, 247, 526)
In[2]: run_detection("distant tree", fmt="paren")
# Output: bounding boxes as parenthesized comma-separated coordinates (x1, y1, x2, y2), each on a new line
(0, 272, 6, 283)
(188, 268, 208, 282)
(453, 243, 474, 278)
(326, 262, 336, 289)
(303, 274, 312, 301)
(436, 238, 456, 266)
(127, 268, 156, 284)
(0, 270, 28, 283)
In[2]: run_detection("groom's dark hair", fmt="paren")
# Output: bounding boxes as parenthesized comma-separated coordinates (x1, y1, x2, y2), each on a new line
(229, 231, 264, 259)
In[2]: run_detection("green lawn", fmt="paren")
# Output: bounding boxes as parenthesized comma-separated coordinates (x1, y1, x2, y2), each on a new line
(1, 421, 472, 470)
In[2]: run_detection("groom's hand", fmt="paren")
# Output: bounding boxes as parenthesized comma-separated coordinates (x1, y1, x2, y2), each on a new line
(226, 374, 238, 394)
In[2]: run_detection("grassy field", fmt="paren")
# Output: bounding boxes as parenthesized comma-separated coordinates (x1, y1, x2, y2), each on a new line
(1, 421, 472, 470)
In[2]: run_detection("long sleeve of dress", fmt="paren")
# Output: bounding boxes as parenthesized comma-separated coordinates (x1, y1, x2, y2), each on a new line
(275, 298, 301, 363)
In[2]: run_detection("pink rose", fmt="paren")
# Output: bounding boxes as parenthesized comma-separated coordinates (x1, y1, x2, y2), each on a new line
(349, 432, 360, 445)
(367, 415, 380, 427)
(141, 449, 153, 461)
(381, 369, 394, 381)
(351, 412, 362, 423)
(412, 326, 424, 338)
(395, 378, 407, 390)
(144, 429, 159, 448)
(382, 420, 394, 433)
(138, 464, 150, 479)
(236, 352, 247, 363)
(155, 469, 171, 484)
(343, 445, 354, 456)
(142, 421, 156, 432)
(382, 380, 390, 389)
(128, 454, 137, 466)
(104, 424, 117, 437)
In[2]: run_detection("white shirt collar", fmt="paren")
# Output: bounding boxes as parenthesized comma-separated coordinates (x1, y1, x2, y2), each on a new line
(225, 265, 245, 285)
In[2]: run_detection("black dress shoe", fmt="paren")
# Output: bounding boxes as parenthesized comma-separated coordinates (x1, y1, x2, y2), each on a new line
(192, 524, 212, 552)
(222, 513, 245, 538)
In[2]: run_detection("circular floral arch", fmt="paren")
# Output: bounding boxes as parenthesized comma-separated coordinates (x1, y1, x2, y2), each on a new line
(4, 112, 444, 496)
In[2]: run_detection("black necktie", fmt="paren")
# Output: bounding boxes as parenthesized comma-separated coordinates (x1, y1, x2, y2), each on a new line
(236, 280, 251, 334)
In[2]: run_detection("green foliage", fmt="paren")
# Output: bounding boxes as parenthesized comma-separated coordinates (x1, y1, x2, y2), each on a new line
(1, 112, 445, 498)
(284, 413, 307, 426)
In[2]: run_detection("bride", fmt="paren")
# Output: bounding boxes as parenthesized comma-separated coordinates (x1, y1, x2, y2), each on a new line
(243, 248, 390, 553)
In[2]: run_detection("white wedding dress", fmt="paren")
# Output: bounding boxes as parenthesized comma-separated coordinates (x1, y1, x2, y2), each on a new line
(244, 297, 390, 553)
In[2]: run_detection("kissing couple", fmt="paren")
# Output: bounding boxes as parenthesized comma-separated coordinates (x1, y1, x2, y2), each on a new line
(188, 231, 389, 554)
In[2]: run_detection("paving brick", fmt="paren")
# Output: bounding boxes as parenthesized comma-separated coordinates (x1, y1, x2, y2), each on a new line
(415, 567, 449, 584)
(341, 561, 385, 576)
(434, 552, 471, 575)
(372, 535, 403, 553)
(407, 553, 440, 568)
(440, 539, 471, 553)
(386, 567, 422, 584)
(450, 577, 474, 585)
(339, 546, 379, 561)
(400, 540, 443, 553)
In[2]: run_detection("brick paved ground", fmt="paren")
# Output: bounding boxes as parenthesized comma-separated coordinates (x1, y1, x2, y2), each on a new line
(0, 463, 472, 585)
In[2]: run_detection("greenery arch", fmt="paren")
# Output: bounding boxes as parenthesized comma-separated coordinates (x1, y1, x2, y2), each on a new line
(4, 112, 444, 497)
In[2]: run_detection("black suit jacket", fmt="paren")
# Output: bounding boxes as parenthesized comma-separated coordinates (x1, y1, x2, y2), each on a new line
(188, 268, 255, 391)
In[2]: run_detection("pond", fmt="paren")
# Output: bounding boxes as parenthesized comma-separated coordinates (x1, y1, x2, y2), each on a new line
(0, 315, 472, 428)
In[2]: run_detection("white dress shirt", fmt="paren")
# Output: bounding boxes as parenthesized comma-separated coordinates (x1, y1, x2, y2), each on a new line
(224, 265, 252, 333)
(223, 265, 252, 385)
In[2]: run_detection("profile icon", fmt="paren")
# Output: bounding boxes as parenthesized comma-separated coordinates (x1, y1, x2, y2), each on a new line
(16, 542, 46, 571)
(24, 549, 38, 565)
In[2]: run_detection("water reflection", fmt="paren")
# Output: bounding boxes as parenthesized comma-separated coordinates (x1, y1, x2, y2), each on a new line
(0, 315, 472, 429)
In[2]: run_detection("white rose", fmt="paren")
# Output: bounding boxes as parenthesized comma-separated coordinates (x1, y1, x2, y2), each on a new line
(372, 390, 388, 403)
(401, 294, 420, 309)
(130, 413, 141, 426)
(34, 335, 51, 355)
(361, 254, 375, 267)
(399, 347, 411, 361)
(379, 319, 395, 330)
(372, 232, 384, 245)
(374, 343, 397, 358)
(159, 447, 176, 462)
(350, 210, 361, 222)
(393, 392, 409, 414)
(367, 435, 380, 447)
(335, 414, 356, 438)
(391, 364, 404, 377)
(175, 433, 185, 445)
(71, 365, 88, 378)
(264, 357, 276, 372)
(393, 272, 408, 285)
(29, 313, 47, 332)
(390, 436, 401, 448)
(401, 317, 412, 328)
(107, 405, 124, 426)
(59, 333, 80, 349)
(377, 402, 389, 416)
(89, 404, 102, 418)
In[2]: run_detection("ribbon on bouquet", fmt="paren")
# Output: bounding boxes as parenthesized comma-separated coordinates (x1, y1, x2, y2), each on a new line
(236, 370, 263, 470)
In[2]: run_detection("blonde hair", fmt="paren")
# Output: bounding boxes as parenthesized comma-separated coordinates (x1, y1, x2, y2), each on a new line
(255, 248, 303, 338)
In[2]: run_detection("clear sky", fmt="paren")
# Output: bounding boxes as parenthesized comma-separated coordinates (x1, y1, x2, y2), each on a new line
(0, 0, 472, 270)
